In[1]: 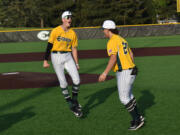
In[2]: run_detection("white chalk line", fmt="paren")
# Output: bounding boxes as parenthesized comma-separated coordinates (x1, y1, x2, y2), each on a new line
(1, 72, 20, 75)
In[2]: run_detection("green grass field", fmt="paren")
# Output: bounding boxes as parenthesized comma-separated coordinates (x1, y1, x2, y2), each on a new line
(1, 35, 180, 54)
(0, 35, 180, 135)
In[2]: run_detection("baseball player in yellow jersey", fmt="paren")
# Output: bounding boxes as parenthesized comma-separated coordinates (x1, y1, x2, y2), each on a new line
(43, 11, 82, 117)
(98, 20, 144, 130)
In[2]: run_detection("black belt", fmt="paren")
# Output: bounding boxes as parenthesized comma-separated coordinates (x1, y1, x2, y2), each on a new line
(117, 67, 135, 72)
(52, 51, 69, 54)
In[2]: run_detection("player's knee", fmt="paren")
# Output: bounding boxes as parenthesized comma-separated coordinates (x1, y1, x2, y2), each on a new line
(73, 78, 80, 86)
(60, 82, 68, 89)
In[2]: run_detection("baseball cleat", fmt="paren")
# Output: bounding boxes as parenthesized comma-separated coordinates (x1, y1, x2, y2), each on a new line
(76, 103, 82, 111)
(128, 116, 145, 131)
(71, 106, 83, 118)
(140, 115, 145, 122)
(72, 100, 82, 111)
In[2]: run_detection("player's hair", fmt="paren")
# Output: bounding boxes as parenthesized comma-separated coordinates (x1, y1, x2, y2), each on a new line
(109, 28, 119, 35)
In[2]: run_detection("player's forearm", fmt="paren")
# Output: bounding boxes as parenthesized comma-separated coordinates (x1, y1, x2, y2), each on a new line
(44, 42, 53, 60)
(72, 47, 79, 64)
(103, 54, 117, 75)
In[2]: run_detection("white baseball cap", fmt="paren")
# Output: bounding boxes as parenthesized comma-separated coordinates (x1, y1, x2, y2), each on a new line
(102, 20, 116, 29)
(61, 11, 72, 19)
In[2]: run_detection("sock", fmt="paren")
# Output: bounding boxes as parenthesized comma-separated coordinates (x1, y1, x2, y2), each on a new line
(72, 84, 79, 102)
(132, 97, 140, 118)
(61, 87, 73, 108)
(125, 98, 140, 121)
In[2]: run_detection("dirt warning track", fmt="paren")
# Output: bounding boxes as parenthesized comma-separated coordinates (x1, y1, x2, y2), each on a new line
(0, 46, 180, 63)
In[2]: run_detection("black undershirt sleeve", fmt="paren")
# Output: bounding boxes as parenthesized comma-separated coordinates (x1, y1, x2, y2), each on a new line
(44, 42, 53, 60)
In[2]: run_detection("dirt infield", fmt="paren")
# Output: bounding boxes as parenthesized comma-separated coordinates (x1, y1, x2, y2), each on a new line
(0, 46, 180, 90)
(0, 72, 114, 90)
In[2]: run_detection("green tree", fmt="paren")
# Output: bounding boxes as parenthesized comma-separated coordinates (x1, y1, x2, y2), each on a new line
(110, 0, 134, 25)
(132, 0, 154, 24)
(0, 0, 54, 27)
(23, 0, 40, 27)
(74, 0, 113, 27)
(153, 0, 177, 21)
(0, 0, 26, 27)
(0, 0, 178, 27)
(73, 0, 154, 26)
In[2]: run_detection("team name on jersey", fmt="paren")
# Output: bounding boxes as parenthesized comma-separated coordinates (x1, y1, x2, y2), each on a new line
(57, 36, 71, 42)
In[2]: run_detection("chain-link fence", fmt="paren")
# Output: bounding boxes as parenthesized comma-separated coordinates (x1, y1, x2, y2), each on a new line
(0, 24, 180, 42)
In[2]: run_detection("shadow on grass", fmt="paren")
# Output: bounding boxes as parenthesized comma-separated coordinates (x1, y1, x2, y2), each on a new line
(82, 88, 155, 119)
(0, 87, 52, 112)
(137, 90, 155, 117)
(82, 86, 117, 118)
(0, 106, 35, 133)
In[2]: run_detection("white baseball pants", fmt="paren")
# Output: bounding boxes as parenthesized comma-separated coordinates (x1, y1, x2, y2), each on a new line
(51, 52, 80, 88)
(116, 69, 136, 105)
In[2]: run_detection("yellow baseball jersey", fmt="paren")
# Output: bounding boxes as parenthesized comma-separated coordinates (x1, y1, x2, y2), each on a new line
(107, 34, 135, 72)
(48, 26, 78, 51)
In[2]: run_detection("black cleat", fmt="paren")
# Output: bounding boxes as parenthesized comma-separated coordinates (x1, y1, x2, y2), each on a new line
(72, 100, 82, 111)
(70, 106, 83, 118)
(128, 116, 145, 131)
(76, 103, 82, 111)
(140, 115, 145, 121)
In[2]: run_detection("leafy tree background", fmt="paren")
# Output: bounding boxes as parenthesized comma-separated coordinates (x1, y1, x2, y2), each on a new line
(0, 0, 179, 27)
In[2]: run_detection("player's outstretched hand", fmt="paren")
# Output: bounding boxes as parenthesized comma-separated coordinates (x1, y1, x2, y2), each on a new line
(43, 60, 50, 68)
(98, 73, 107, 82)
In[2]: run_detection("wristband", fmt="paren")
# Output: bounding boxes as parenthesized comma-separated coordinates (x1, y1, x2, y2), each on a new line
(102, 72, 107, 76)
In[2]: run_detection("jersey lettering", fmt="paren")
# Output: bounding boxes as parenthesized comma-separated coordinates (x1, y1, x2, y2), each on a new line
(122, 42, 128, 55)
(48, 26, 78, 51)
(107, 34, 135, 72)
(57, 36, 71, 42)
